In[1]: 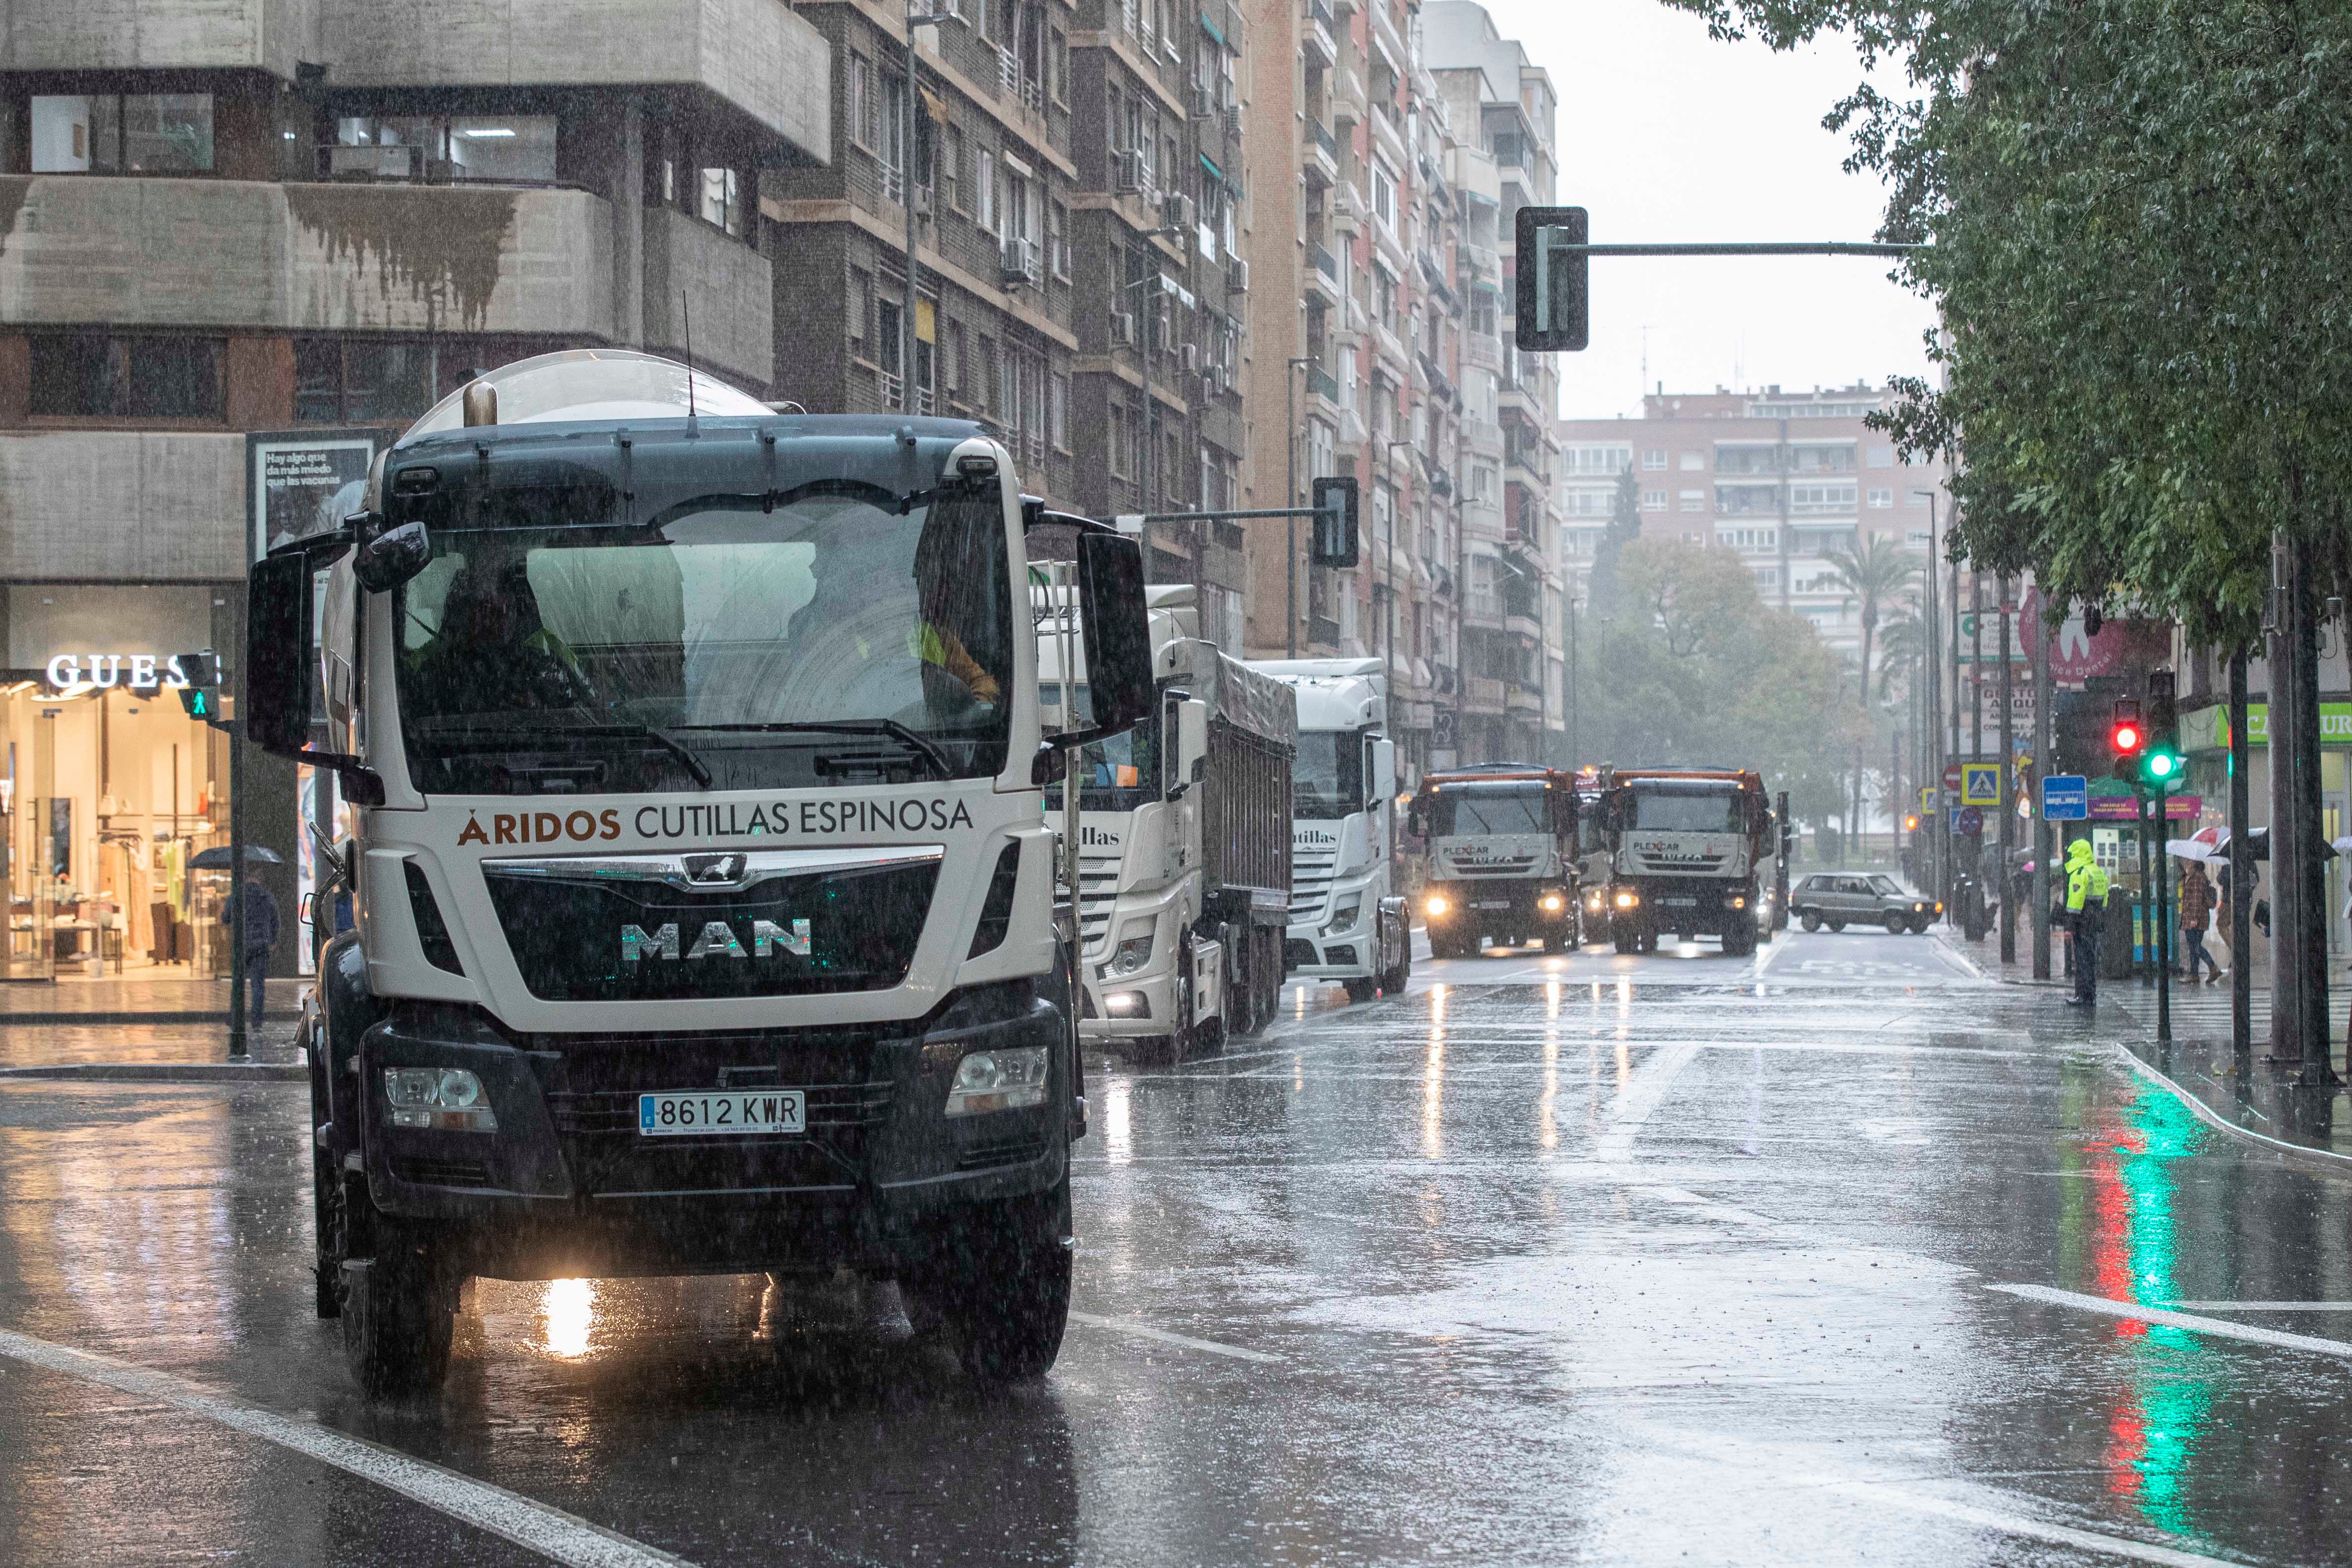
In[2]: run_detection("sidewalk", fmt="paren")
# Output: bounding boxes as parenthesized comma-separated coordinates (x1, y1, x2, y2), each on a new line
(0, 972, 311, 1024)
(0, 1015, 304, 1071)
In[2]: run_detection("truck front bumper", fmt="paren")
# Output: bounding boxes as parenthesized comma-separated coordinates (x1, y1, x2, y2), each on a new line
(1077, 957, 1174, 1042)
(1611, 878, 1753, 934)
(1422, 882, 1577, 938)
(354, 984, 1071, 1280)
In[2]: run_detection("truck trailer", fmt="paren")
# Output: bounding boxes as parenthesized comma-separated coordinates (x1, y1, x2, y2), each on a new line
(1040, 585, 1293, 1060)
(1407, 765, 1582, 958)
(245, 350, 1158, 1395)
(1251, 657, 1409, 1003)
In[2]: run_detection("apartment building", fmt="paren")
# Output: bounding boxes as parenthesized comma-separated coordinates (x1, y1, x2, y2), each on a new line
(1555, 384, 1954, 659)
(1424, 1, 1560, 767)
(0, 0, 827, 985)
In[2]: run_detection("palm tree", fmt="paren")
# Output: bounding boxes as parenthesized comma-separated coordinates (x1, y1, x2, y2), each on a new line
(1823, 535, 1920, 707)
(1874, 605, 1928, 703)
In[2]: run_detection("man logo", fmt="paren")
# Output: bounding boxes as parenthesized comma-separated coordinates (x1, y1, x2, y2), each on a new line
(622, 919, 810, 962)
(685, 853, 749, 886)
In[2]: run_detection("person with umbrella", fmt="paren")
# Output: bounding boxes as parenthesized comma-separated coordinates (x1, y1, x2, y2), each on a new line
(2178, 857, 2220, 984)
(195, 846, 284, 1029)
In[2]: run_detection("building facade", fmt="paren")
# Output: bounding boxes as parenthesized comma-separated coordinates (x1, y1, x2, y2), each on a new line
(0, 0, 829, 983)
(1555, 384, 1954, 661)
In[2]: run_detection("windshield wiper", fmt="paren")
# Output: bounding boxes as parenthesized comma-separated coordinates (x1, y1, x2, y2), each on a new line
(419, 722, 714, 789)
(674, 720, 952, 780)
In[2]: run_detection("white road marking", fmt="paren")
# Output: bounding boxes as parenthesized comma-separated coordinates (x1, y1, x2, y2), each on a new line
(1067, 1311, 1285, 1364)
(0, 1327, 690, 1567)
(2165, 1301, 2352, 1312)
(1593, 1042, 1701, 1163)
(1987, 1283, 2352, 1359)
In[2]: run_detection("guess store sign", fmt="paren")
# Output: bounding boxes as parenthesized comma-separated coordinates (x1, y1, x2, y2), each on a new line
(42, 653, 196, 692)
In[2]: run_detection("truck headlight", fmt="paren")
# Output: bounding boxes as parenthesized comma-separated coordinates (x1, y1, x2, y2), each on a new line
(1424, 894, 1450, 918)
(1613, 891, 1638, 909)
(1731, 896, 1746, 910)
(383, 1067, 498, 1132)
(1539, 893, 1564, 912)
(1108, 918, 1155, 975)
(1325, 897, 1362, 933)
(944, 1045, 1051, 1116)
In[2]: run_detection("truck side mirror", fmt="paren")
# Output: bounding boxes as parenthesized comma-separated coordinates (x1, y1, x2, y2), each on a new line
(1407, 799, 1430, 838)
(1553, 788, 1578, 839)
(1172, 698, 1208, 792)
(1368, 737, 1396, 809)
(351, 518, 431, 593)
(1065, 531, 1153, 742)
(246, 540, 387, 805)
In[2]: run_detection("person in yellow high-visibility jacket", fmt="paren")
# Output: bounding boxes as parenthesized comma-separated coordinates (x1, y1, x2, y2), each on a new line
(2064, 838, 2110, 1006)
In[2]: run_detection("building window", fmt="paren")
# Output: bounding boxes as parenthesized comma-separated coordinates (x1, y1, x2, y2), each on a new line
(1714, 445, 1779, 474)
(1790, 483, 1858, 514)
(851, 54, 879, 149)
(1642, 449, 1666, 471)
(29, 333, 221, 419)
(1372, 167, 1395, 229)
(1109, 405, 1132, 478)
(1050, 372, 1070, 450)
(30, 94, 214, 173)
(291, 336, 481, 424)
(1642, 489, 1666, 510)
(848, 271, 871, 344)
(977, 337, 998, 410)
(335, 115, 559, 184)
(943, 125, 965, 211)
(943, 321, 964, 394)
(1565, 444, 1630, 475)
(1867, 487, 1893, 508)
(1049, 199, 1070, 276)
(698, 166, 744, 235)
(1678, 451, 1705, 471)
(1678, 490, 1704, 512)
(976, 150, 996, 232)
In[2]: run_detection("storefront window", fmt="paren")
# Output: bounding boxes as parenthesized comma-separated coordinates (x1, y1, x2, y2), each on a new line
(30, 94, 214, 173)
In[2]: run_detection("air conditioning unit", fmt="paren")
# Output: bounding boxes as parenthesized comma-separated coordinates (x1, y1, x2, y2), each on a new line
(1226, 256, 1250, 293)
(1113, 311, 1138, 347)
(999, 234, 1038, 287)
(1161, 191, 1196, 231)
(1222, 107, 1244, 140)
(1181, 343, 1201, 374)
(1147, 313, 1172, 353)
(1115, 147, 1148, 193)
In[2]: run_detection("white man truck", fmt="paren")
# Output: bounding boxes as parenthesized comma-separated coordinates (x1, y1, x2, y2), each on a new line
(246, 351, 1159, 1396)
(1250, 658, 1409, 1003)
(1039, 585, 1293, 1061)
(1589, 767, 1775, 956)
(1406, 765, 1582, 958)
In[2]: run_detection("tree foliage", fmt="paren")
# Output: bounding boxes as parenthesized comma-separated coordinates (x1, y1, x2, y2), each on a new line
(1579, 539, 1868, 823)
(1661, 0, 2352, 645)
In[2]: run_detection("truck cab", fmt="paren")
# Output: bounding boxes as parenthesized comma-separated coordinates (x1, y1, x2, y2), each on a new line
(1407, 766, 1581, 959)
(1592, 769, 1773, 955)
(244, 351, 1156, 1396)
(1250, 658, 1410, 1004)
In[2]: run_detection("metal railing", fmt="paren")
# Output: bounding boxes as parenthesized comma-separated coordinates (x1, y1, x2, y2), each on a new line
(1311, 120, 1337, 157)
(1313, 242, 1338, 281)
(1307, 367, 1339, 401)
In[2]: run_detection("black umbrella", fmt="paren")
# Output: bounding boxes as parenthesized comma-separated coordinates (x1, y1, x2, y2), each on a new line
(188, 844, 285, 870)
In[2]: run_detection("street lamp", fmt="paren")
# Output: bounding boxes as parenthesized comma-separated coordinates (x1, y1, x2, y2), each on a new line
(1119, 244, 1188, 573)
(898, 2, 958, 415)
(1285, 356, 1314, 658)
(1381, 437, 1413, 752)
(1912, 488, 1944, 902)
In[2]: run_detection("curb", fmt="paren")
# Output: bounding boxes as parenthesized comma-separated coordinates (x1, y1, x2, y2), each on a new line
(0, 1062, 305, 1084)
(2104, 1043, 2352, 1179)
(0, 1011, 230, 1026)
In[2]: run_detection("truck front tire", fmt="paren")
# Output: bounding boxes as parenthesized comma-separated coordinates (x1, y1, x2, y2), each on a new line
(341, 1231, 455, 1398)
(922, 1171, 1073, 1384)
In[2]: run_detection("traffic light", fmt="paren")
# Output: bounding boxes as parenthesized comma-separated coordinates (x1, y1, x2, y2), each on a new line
(1902, 813, 1920, 833)
(2139, 670, 2183, 792)
(1514, 205, 1589, 352)
(1310, 476, 1359, 568)
(175, 651, 219, 723)
(2108, 697, 2143, 780)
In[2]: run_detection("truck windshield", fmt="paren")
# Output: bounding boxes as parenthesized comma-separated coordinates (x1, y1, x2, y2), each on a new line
(1427, 786, 1547, 836)
(394, 487, 1012, 793)
(1292, 730, 1366, 820)
(1631, 788, 1744, 832)
(1037, 683, 1160, 808)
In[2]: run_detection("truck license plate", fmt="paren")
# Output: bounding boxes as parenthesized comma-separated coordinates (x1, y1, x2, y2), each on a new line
(1474, 899, 1510, 910)
(1659, 897, 1698, 907)
(639, 1090, 805, 1136)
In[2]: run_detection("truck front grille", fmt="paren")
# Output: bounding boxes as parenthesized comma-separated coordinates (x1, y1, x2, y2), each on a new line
(1290, 846, 1339, 922)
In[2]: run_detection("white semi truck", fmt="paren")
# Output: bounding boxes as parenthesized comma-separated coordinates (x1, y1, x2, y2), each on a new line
(1250, 658, 1409, 1003)
(1039, 586, 1294, 1061)
(245, 351, 1158, 1395)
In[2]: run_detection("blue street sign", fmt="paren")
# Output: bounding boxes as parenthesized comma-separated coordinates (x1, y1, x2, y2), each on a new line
(2040, 774, 2089, 820)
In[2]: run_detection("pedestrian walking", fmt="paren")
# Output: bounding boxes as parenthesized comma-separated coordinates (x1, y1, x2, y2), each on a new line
(230, 874, 281, 1028)
(2064, 839, 2109, 1007)
(2179, 859, 2220, 983)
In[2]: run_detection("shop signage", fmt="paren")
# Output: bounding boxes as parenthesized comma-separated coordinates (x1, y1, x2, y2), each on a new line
(2086, 792, 2201, 821)
(2180, 702, 2352, 752)
(42, 653, 194, 691)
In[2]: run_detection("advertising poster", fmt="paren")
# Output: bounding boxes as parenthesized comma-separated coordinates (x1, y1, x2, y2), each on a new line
(247, 430, 392, 562)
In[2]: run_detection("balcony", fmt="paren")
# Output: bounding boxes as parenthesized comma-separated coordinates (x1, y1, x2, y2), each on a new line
(1460, 332, 1502, 374)
(1505, 682, 1542, 717)
(1307, 366, 1340, 404)
(1368, 0, 1407, 77)
(1303, 0, 1337, 67)
(320, 0, 830, 160)
(642, 205, 773, 386)
(1304, 119, 1340, 187)
(0, 175, 618, 338)
(1465, 676, 1505, 714)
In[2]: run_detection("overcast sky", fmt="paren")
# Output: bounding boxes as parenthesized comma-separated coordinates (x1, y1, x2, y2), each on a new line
(1481, 0, 1942, 420)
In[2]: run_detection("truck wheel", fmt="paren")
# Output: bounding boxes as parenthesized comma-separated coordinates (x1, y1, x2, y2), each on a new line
(1614, 926, 1639, 955)
(1542, 930, 1567, 953)
(1259, 928, 1283, 1023)
(1343, 977, 1377, 1004)
(1800, 912, 1821, 933)
(930, 1171, 1073, 1384)
(1379, 929, 1411, 995)
(341, 1226, 455, 1398)
(1721, 922, 1755, 957)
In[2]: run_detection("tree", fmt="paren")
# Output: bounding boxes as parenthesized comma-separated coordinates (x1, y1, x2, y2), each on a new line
(1821, 536, 1917, 707)
(1586, 465, 1646, 620)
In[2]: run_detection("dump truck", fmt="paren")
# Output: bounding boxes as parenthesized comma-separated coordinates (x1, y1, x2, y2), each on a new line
(1406, 764, 1582, 958)
(1589, 767, 1775, 955)
(1039, 584, 1293, 1060)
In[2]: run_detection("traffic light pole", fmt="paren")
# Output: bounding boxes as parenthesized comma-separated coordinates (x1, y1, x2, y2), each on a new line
(2156, 789, 2172, 1045)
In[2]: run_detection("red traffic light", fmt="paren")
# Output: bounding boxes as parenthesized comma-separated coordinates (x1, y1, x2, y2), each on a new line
(2111, 721, 2142, 754)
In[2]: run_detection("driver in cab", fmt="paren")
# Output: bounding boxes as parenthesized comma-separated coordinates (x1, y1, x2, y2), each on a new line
(408, 557, 593, 715)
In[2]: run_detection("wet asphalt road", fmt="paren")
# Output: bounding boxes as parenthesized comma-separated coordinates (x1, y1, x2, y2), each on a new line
(4, 927, 2352, 1567)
